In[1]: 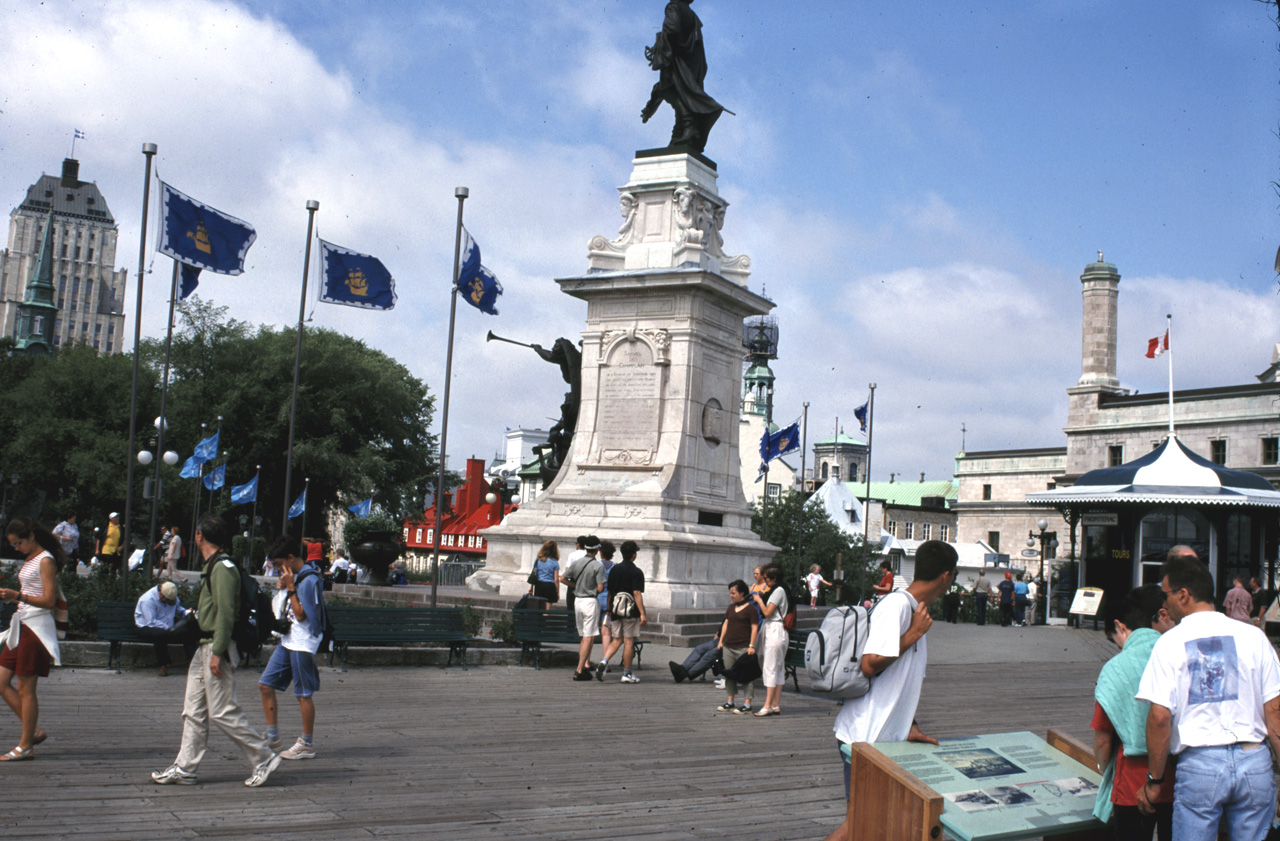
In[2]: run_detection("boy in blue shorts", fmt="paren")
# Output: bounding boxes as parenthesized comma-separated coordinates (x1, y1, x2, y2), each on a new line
(258, 535, 324, 760)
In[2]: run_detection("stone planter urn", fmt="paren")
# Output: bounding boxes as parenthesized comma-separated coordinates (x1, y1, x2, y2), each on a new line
(349, 530, 402, 586)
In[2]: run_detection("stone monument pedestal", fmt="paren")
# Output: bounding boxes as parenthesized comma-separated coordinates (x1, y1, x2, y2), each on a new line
(470, 152, 778, 609)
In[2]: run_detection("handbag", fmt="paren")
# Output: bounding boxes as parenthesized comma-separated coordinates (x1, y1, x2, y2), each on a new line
(527, 560, 541, 586)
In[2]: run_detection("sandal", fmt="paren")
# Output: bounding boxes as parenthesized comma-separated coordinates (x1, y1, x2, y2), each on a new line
(33, 731, 47, 746)
(0, 746, 33, 761)
(753, 708, 777, 718)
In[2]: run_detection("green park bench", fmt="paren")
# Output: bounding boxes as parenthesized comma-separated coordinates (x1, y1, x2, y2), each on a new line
(512, 608, 644, 670)
(96, 600, 149, 673)
(784, 631, 807, 692)
(326, 605, 469, 672)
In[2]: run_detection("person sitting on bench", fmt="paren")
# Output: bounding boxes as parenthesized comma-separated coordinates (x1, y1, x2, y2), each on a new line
(135, 581, 195, 677)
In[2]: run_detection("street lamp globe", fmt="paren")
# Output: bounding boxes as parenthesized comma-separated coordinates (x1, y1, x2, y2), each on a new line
(1037, 518, 1048, 532)
(1026, 536, 1035, 549)
(154, 416, 169, 433)
(137, 450, 154, 466)
(163, 451, 180, 466)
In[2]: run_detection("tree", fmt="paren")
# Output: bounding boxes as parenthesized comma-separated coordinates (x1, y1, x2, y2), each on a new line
(138, 297, 440, 541)
(750, 490, 875, 604)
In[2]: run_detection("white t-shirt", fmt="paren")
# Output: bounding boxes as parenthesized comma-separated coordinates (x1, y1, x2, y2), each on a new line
(763, 586, 788, 624)
(1136, 609, 1280, 754)
(834, 590, 927, 744)
(806, 572, 823, 595)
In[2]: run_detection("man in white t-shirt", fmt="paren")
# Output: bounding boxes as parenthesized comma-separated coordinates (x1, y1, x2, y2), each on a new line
(823, 540, 957, 841)
(1135, 547, 1280, 840)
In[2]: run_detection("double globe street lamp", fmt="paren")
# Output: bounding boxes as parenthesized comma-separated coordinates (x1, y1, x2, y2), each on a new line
(1026, 518, 1059, 626)
(138, 416, 180, 575)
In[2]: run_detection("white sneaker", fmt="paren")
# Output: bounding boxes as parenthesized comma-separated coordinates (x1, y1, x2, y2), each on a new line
(621, 672, 640, 684)
(244, 753, 283, 787)
(714, 678, 726, 689)
(280, 738, 316, 760)
(151, 764, 197, 785)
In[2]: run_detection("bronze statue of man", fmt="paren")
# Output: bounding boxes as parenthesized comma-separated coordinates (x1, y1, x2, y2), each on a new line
(642, 0, 729, 153)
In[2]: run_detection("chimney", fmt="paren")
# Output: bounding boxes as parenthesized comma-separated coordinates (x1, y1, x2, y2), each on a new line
(920, 472, 925, 483)
(890, 473, 895, 483)
(60, 158, 80, 188)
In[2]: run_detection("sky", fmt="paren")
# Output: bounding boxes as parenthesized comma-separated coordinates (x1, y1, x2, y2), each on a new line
(2, 0, 1278, 496)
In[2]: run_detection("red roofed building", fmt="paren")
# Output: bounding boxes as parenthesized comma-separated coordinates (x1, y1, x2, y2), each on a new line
(403, 457, 518, 567)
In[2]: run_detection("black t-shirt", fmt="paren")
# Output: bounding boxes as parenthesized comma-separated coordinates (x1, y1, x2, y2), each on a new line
(607, 560, 645, 608)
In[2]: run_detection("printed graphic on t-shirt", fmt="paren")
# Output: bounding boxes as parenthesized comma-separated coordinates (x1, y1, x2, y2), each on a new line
(1186, 636, 1239, 704)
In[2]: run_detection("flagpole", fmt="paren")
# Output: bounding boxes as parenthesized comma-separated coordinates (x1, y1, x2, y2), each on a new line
(1165, 313, 1174, 437)
(299, 477, 310, 542)
(861, 384, 876, 602)
(122, 142, 158, 601)
(147, 260, 181, 570)
(247, 465, 260, 570)
(795, 401, 809, 568)
(283, 200, 320, 533)
(431, 187, 469, 608)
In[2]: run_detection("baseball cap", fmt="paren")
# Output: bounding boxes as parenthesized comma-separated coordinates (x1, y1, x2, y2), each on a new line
(159, 581, 178, 601)
(109, 512, 119, 519)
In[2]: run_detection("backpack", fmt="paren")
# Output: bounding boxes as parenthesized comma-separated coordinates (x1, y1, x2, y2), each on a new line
(781, 583, 798, 631)
(202, 556, 273, 658)
(610, 591, 639, 619)
(804, 602, 877, 699)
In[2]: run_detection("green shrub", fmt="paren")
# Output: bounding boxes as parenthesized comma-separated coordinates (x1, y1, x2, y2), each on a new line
(489, 614, 515, 644)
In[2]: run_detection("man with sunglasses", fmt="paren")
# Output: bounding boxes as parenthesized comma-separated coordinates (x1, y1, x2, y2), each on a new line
(1136, 546, 1280, 840)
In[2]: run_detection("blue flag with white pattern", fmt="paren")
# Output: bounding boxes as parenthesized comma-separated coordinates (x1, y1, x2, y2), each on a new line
(203, 464, 225, 491)
(455, 228, 502, 315)
(157, 181, 256, 275)
(193, 430, 219, 463)
(347, 497, 372, 518)
(288, 488, 307, 519)
(319, 239, 397, 310)
(230, 475, 258, 504)
(180, 456, 202, 479)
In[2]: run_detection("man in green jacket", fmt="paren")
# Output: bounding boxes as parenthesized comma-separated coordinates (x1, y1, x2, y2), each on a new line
(152, 514, 282, 787)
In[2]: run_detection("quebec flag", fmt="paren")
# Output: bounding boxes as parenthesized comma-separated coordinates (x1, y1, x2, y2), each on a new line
(319, 239, 397, 311)
(348, 497, 372, 518)
(230, 475, 258, 504)
(157, 181, 256, 275)
(455, 228, 502, 316)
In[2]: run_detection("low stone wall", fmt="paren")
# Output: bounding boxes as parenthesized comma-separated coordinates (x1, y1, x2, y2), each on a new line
(58, 640, 576, 670)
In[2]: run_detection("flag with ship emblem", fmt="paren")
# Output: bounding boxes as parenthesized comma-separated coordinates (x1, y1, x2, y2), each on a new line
(455, 228, 502, 315)
(157, 181, 257, 275)
(318, 239, 397, 310)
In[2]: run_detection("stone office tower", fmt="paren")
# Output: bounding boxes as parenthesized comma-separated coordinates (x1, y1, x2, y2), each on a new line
(0, 158, 128, 353)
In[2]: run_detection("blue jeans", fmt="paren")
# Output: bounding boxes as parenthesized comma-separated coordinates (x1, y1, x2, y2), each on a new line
(1174, 743, 1275, 841)
(681, 639, 719, 680)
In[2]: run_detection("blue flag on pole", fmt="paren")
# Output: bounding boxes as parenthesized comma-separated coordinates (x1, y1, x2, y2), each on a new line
(193, 431, 219, 463)
(288, 488, 307, 519)
(179, 263, 201, 300)
(318, 239, 397, 310)
(157, 181, 257, 275)
(203, 464, 225, 491)
(759, 419, 801, 463)
(455, 228, 502, 315)
(853, 397, 869, 433)
(230, 475, 258, 504)
(180, 456, 202, 479)
(348, 497, 372, 518)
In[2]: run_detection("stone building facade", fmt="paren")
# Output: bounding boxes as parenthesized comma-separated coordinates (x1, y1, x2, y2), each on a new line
(0, 158, 128, 353)
(954, 254, 1280, 559)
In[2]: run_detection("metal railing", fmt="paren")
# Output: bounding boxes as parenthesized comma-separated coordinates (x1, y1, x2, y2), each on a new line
(435, 559, 485, 587)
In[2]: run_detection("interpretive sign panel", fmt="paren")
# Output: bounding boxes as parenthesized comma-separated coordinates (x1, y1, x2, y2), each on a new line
(872, 731, 1103, 841)
(1069, 587, 1105, 617)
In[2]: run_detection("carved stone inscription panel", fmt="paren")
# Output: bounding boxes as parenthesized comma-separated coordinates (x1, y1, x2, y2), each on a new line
(595, 341, 661, 464)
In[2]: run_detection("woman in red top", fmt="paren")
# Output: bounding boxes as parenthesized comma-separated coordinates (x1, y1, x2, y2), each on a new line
(872, 560, 894, 599)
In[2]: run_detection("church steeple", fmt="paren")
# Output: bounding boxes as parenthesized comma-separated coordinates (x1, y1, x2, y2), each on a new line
(16, 210, 59, 356)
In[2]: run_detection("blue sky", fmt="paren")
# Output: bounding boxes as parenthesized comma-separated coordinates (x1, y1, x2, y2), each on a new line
(2, 0, 1278, 497)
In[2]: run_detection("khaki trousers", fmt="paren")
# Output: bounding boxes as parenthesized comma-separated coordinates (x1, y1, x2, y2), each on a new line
(174, 643, 273, 772)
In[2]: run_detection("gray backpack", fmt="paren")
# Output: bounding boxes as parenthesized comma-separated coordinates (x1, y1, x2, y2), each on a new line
(804, 603, 876, 699)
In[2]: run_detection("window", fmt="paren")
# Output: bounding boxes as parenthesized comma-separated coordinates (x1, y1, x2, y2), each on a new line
(1109, 445, 1123, 467)
(831, 465, 840, 480)
(921, 523, 931, 540)
(821, 462, 828, 480)
(70, 278, 80, 308)
(74, 246, 81, 260)
(987, 531, 1000, 552)
(940, 524, 950, 542)
(1264, 437, 1278, 466)
(982, 484, 992, 501)
(765, 483, 780, 499)
(903, 522, 914, 540)
(87, 247, 94, 261)
(1211, 440, 1227, 465)
(84, 279, 93, 303)
(887, 520, 897, 537)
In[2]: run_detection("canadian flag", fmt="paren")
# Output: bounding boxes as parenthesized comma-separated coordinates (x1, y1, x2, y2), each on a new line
(1145, 330, 1169, 359)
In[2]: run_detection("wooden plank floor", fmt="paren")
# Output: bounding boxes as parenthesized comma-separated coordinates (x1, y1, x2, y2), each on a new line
(3, 623, 1112, 840)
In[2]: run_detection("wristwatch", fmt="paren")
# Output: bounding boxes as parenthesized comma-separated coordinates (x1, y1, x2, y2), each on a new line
(1145, 773, 1164, 785)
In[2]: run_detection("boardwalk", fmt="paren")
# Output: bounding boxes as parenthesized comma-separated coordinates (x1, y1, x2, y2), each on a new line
(6, 622, 1111, 841)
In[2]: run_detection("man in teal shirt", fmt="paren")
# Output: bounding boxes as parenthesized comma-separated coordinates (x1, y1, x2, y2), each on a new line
(152, 514, 282, 787)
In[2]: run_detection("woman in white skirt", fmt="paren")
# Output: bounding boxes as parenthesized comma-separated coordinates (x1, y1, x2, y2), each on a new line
(751, 565, 789, 717)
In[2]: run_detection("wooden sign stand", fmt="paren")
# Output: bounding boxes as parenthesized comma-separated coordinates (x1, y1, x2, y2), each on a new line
(844, 729, 1108, 841)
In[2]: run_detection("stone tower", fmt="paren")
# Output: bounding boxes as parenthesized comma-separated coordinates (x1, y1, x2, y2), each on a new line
(1065, 254, 1128, 476)
(15, 211, 58, 355)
